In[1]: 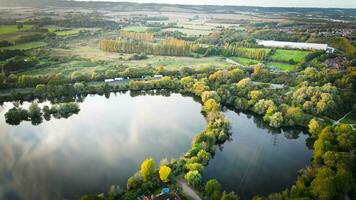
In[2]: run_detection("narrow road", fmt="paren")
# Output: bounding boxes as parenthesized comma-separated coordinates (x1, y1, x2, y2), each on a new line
(225, 58, 244, 67)
(333, 111, 352, 125)
(178, 179, 202, 200)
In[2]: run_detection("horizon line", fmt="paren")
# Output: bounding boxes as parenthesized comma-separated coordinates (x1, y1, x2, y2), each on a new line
(73, 0, 356, 9)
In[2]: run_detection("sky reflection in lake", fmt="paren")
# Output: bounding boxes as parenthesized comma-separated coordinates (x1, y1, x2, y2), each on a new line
(0, 93, 206, 200)
(203, 111, 313, 200)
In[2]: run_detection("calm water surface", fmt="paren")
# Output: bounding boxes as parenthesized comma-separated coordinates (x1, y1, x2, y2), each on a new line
(203, 111, 313, 200)
(0, 93, 312, 200)
(0, 93, 206, 200)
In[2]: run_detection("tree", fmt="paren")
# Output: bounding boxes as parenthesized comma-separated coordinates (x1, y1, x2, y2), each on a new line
(221, 192, 239, 200)
(17, 23, 23, 30)
(203, 99, 219, 113)
(184, 170, 201, 187)
(310, 167, 336, 200)
(205, 179, 221, 200)
(308, 118, 322, 138)
(5, 107, 29, 125)
(0, 73, 5, 87)
(159, 165, 171, 183)
(236, 78, 252, 89)
(253, 99, 276, 115)
(140, 158, 155, 182)
(127, 173, 142, 190)
(186, 163, 203, 173)
(335, 124, 355, 151)
(197, 149, 211, 164)
(28, 102, 42, 122)
(74, 82, 86, 94)
(181, 76, 194, 91)
(202, 91, 221, 103)
(35, 84, 46, 97)
(268, 112, 283, 128)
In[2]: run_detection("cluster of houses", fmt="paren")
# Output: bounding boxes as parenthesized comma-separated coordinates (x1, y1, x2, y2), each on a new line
(104, 75, 163, 83)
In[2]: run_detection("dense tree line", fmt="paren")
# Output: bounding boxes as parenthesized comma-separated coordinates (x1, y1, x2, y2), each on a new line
(99, 37, 195, 56)
(119, 31, 154, 42)
(5, 102, 80, 125)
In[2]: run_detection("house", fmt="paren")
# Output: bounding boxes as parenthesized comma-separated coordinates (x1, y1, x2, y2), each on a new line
(326, 47, 335, 54)
(154, 75, 163, 79)
(114, 77, 124, 81)
(104, 79, 114, 83)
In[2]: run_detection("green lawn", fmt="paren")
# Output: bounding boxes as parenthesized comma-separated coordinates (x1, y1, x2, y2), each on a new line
(270, 49, 310, 63)
(266, 62, 296, 71)
(122, 26, 150, 32)
(0, 25, 33, 35)
(162, 28, 213, 36)
(230, 56, 260, 66)
(0, 41, 47, 50)
(245, 48, 271, 55)
(47, 27, 57, 33)
(55, 29, 81, 36)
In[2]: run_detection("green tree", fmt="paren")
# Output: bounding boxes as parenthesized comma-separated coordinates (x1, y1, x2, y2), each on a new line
(221, 192, 239, 200)
(35, 84, 46, 97)
(268, 112, 283, 128)
(308, 118, 322, 138)
(184, 170, 201, 187)
(140, 158, 155, 182)
(205, 179, 221, 200)
(203, 99, 219, 113)
(335, 124, 355, 151)
(202, 91, 221, 103)
(186, 163, 203, 173)
(310, 167, 336, 200)
(159, 165, 171, 183)
(28, 102, 42, 120)
(197, 149, 211, 164)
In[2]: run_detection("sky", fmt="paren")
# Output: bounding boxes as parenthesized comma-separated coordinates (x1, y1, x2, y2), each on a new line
(78, 0, 356, 8)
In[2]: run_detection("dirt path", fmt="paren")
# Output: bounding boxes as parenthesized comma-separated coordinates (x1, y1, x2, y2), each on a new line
(178, 179, 202, 200)
(226, 58, 244, 67)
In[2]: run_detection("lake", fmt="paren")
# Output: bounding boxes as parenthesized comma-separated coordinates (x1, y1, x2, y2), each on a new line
(0, 93, 206, 200)
(0, 93, 312, 200)
(203, 110, 313, 200)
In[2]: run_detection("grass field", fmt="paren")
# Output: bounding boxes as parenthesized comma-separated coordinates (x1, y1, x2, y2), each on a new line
(270, 49, 310, 63)
(20, 55, 230, 79)
(162, 28, 212, 36)
(0, 41, 47, 50)
(122, 26, 150, 32)
(55, 29, 81, 36)
(230, 56, 260, 66)
(266, 62, 296, 71)
(0, 25, 33, 35)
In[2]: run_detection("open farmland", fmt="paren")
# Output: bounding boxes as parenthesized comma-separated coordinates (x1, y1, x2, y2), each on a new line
(0, 41, 47, 50)
(266, 61, 296, 71)
(270, 49, 311, 63)
(0, 24, 33, 35)
(122, 26, 150, 32)
(54, 29, 81, 36)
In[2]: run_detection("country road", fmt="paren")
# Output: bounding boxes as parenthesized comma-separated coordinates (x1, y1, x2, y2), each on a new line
(178, 179, 202, 200)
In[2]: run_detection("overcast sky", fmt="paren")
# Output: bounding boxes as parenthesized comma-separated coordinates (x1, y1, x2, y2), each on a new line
(78, 0, 356, 8)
